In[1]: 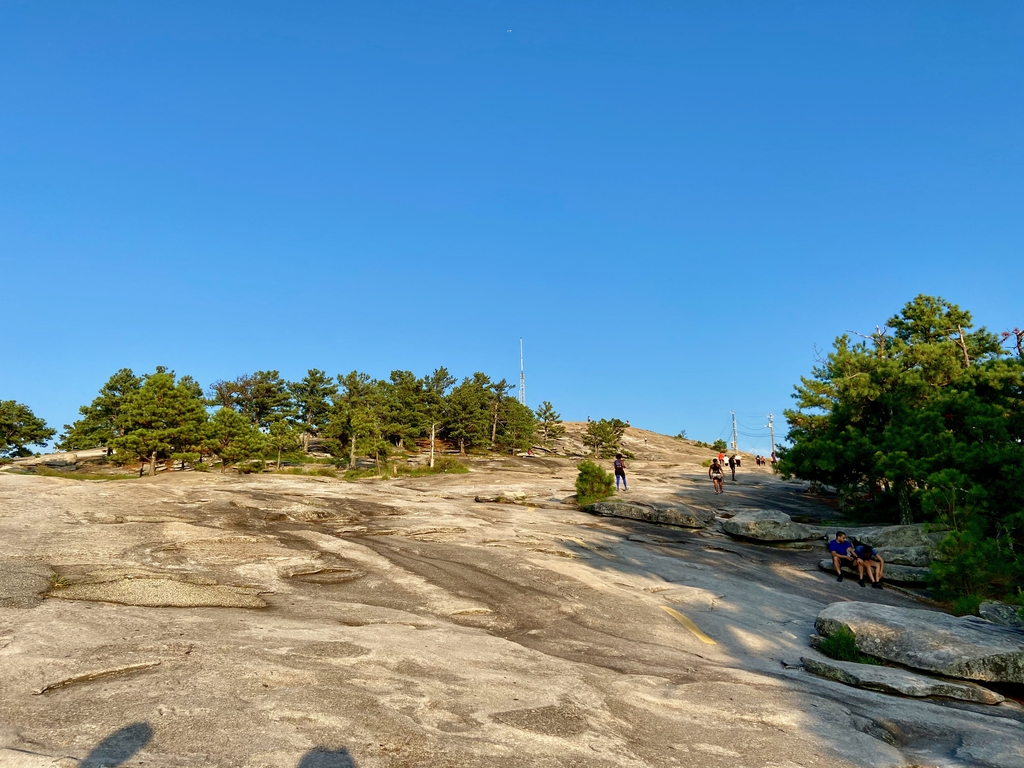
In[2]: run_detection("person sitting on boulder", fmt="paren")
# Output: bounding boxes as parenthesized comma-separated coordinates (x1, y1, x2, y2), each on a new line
(855, 543, 884, 589)
(828, 531, 859, 582)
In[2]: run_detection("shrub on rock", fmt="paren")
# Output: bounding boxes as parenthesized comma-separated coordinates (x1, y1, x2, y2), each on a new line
(575, 460, 614, 507)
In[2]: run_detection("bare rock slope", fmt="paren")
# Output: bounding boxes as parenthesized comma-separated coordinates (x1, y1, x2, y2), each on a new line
(2, 429, 1022, 768)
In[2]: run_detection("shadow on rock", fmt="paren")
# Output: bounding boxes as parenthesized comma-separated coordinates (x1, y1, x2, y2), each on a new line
(81, 722, 153, 767)
(298, 747, 357, 767)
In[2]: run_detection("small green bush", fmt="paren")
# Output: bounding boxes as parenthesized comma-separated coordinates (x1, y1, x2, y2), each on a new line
(951, 594, 983, 616)
(310, 467, 337, 478)
(700, 459, 713, 467)
(192, 462, 210, 472)
(344, 467, 380, 481)
(431, 456, 469, 474)
(818, 627, 881, 665)
(575, 460, 615, 507)
(622, 450, 636, 460)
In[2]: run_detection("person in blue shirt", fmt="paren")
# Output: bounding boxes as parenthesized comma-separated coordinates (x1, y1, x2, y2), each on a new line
(828, 531, 859, 582)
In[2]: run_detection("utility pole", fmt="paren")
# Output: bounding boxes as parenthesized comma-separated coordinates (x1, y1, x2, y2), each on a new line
(518, 338, 526, 406)
(767, 412, 776, 462)
(730, 410, 738, 453)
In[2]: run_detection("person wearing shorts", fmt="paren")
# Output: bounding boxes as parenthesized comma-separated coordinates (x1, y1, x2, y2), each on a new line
(709, 459, 725, 494)
(828, 532, 859, 582)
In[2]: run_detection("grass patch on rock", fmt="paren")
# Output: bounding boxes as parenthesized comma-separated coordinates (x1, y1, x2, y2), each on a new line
(818, 627, 882, 665)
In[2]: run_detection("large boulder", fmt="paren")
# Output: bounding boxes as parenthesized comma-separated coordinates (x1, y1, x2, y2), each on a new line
(586, 501, 715, 529)
(817, 559, 931, 584)
(979, 601, 1024, 629)
(815, 601, 1024, 684)
(721, 509, 821, 542)
(874, 546, 932, 567)
(841, 524, 946, 550)
(801, 656, 1004, 704)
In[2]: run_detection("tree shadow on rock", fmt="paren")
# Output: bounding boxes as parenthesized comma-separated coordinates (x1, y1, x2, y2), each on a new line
(297, 747, 357, 768)
(81, 722, 153, 767)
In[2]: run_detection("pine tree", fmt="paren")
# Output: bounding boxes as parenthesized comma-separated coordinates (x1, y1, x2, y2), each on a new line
(496, 400, 536, 454)
(585, 419, 624, 459)
(422, 367, 455, 468)
(444, 374, 492, 455)
(288, 369, 338, 451)
(0, 400, 55, 458)
(205, 407, 265, 472)
(58, 368, 142, 450)
(780, 295, 1024, 600)
(326, 371, 374, 468)
(207, 371, 294, 429)
(110, 370, 208, 476)
(535, 401, 565, 443)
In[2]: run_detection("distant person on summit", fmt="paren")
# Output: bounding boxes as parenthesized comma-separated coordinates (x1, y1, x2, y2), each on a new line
(613, 454, 628, 491)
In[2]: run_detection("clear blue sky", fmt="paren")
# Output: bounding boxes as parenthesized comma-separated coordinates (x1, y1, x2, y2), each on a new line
(2, 1, 1022, 455)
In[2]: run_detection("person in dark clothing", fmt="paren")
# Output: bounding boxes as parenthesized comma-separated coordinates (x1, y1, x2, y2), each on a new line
(613, 453, 627, 491)
(855, 544, 884, 588)
(708, 459, 725, 494)
(728, 455, 737, 480)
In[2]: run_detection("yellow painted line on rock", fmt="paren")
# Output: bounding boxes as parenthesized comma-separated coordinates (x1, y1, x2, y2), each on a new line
(660, 606, 716, 645)
(527, 507, 535, 513)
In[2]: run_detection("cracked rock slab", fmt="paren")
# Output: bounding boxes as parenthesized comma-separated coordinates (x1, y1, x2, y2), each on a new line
(801, 656, 1004, 704)
(816, 601, 1024, 683)
(586, 501, 715, 529)
(721, 509, 821, 542)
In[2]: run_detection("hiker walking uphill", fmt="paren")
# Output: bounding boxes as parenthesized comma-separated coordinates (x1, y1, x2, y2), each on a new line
(613, 454, 628, 491)
(709, 458, 725, 494)
(728, 454, 736, 481)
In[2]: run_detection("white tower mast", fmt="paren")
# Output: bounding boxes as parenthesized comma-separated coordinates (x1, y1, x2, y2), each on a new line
(518, 338, 526, 406)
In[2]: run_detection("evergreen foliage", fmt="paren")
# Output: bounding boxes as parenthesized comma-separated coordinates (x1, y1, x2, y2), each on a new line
(780, 295, 1024, 600)
(109, 369, 208, 476)
(58, 368, 142, 450)
(575, 460, 615, 507)
(712, 438, 728, 453)
(584, 418, 626, 458)
(495, 400, 536, 454)
(205, 407, 265, 472)
(287, 369, 338, 449)
(535, 401, 565, 443)
(0, 400, 55, 458)
(55, 364, 559, 476)
(207, 370, 294, 428)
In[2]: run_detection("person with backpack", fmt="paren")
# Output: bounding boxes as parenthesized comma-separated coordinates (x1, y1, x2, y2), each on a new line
(708, 459, 725, 494)
(613, 454, 628, 491)
(728, 454, 737, 481)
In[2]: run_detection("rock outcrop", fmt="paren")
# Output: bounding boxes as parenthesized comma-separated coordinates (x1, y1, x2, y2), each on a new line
(979, 601, 1024, 629)
(841, 524, 945, 550)
(801, 656, 1004, 704)
(721, 509, 821, 542)
(586, 501, 715, 529)
(817, 559, 931, 584)
(815, 601, 1024, 683)
(873, 546, 931, 567)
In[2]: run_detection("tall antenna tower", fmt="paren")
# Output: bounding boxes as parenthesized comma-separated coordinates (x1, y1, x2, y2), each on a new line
(518, 338, 526, 406)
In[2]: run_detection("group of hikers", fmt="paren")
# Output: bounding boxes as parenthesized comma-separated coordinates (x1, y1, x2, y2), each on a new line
(828, 531, 885, 587)
(606, 455, 886, 589)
